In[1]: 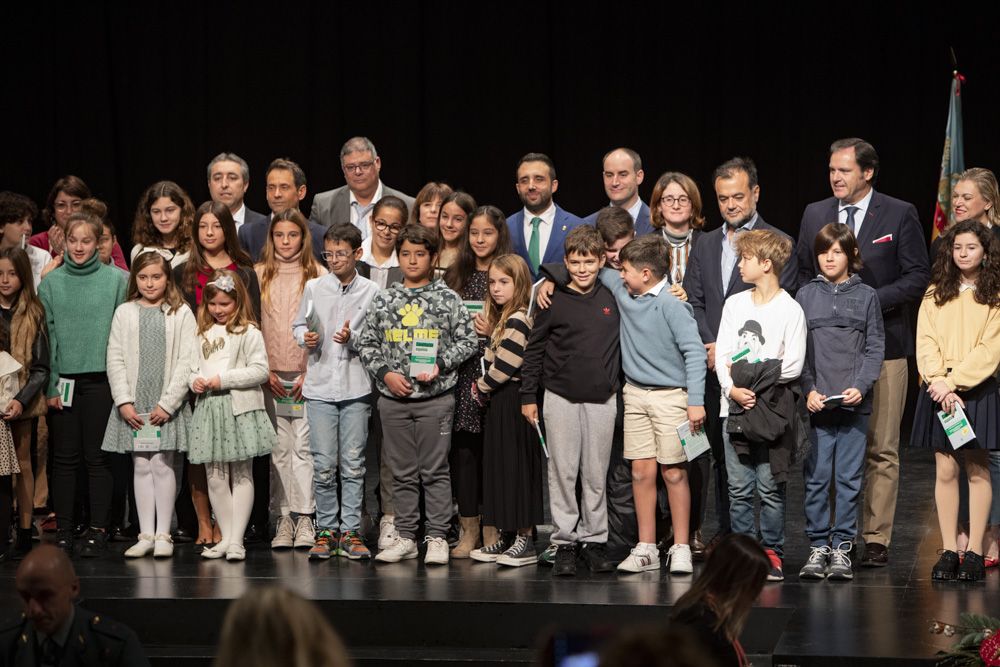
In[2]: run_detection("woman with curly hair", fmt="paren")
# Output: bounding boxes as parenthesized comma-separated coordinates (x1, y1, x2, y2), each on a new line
(913, 220, 1000, 582)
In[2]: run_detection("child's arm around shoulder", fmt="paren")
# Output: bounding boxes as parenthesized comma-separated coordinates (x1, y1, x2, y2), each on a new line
(219, 325, 270, 390)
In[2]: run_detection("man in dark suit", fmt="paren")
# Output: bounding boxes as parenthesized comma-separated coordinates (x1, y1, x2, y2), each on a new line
(794, 138, 930, 567)
(582, 148, 654, 237)
(507, 152, 584, 281)
(237, 158, 327, 263)
(207, 152, 270, 239)
(683, 156, 798, 546)
(0, 545, 149, 666)
(309, 137, 414, 237)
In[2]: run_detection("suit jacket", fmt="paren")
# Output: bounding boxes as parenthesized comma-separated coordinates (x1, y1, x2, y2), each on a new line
(794, 191, 929, 359)
(507, 204, 585, 281)
(309, 183, 415, 229)
(237, 211, 327, 264)
(356, 261, 403, 288)
(683, 215, 799, 344)
(583, 201, 654, 237)
(0, 606, 150, 667)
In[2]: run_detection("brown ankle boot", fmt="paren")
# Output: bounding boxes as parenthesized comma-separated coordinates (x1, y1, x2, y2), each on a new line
(451, 516, 481, 558)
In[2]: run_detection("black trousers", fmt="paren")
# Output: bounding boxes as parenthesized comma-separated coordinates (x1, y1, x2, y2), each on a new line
(449, 431, 483, 517)
(49, 374, 114, 531)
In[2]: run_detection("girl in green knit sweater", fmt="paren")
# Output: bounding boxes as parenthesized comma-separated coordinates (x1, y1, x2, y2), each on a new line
(38, 211, 127, 557)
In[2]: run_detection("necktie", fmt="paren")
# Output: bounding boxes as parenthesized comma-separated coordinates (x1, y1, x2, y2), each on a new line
(41, 638, 59, 666)
(845, 206, 859, 235)
(528, 217, 542, 273)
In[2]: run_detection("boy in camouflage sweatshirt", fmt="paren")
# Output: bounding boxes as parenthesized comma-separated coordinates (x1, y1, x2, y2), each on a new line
(358, 225, 477, 565)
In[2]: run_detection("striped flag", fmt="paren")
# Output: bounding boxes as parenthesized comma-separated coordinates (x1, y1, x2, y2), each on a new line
(932, 71, 965, 240)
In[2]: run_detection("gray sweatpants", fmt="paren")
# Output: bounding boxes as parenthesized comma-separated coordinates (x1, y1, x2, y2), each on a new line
(544, 390, 617, 545)
(378, 393, 455, 540)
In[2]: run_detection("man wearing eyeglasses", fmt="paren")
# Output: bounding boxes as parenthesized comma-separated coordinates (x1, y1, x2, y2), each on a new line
(583, 148, 654, 237)
(309, 137, 414, 239)
(238, 158, 327, 263)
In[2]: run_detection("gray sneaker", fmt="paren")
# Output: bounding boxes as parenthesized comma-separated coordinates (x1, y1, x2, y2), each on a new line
(799, 545, 830, 580)
(497, 535, 537, 567)
(826, 542, 854, 581)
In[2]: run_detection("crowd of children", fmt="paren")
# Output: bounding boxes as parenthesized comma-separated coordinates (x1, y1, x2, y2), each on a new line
(2, 157, 1000, 591)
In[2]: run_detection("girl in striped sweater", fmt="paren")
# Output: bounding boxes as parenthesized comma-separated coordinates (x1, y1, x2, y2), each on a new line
(470, 254, 543, 567)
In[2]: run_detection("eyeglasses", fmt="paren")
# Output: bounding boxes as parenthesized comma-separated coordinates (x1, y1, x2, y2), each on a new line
(343, 161, 375, 174)
(321, 250, 353, 262)
(55, 201, 82, 212)
(661, 195, 691, 207)
(374, 220, 403, 235)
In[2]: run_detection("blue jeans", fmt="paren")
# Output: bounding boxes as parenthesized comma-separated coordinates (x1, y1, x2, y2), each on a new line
(723, 418, 786, 557)
(307, 397, 370, 533)
(803, 412, 869, 547)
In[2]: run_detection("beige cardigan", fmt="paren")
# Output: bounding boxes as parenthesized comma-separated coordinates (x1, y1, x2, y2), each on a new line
(106, 301, 199, 416)
(189, 324, 270, 415)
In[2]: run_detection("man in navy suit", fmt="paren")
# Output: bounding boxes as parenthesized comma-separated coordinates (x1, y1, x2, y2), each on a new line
(237, 158, 327, 263)
(683, 157, 798, 546)
(794, 138, 929, 567)
(582, 148, 654, 237)
(508, 152, 584, 280)
(208, 152, 271, 238)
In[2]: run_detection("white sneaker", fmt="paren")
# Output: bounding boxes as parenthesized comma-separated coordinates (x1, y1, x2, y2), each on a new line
(378, 515, 399, 550)
(667, 543, 693, 575)
(617, 545, 660, 573)
(153, 534, 173, 558)
(292, 516, 315, 549)
(375, 536, 418, 563)
(271, 515, 294, 549)
(124, 534, 155, 558)
(424, 536, 449, 565)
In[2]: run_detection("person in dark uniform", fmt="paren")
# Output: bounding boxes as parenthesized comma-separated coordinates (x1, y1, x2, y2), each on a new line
(0, 544, 149, 666)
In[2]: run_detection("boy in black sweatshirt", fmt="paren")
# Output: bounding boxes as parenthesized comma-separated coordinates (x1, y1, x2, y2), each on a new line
(521, 225, 621, 576)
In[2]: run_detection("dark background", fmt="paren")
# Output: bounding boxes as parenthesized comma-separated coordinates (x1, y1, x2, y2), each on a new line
(2, 3, 999, 253)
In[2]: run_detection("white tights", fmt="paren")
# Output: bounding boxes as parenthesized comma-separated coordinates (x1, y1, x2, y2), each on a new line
(205, 460, 254, 550)
(133, 452, 177, 537)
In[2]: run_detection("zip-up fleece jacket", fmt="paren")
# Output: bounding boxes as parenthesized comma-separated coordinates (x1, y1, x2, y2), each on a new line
(357, 279, 477, 400)
(520, 281, 621, 405)
(795, 273, 885, 414)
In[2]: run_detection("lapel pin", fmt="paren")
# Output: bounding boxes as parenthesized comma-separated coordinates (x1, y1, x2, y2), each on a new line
(561, 225, 567, 231)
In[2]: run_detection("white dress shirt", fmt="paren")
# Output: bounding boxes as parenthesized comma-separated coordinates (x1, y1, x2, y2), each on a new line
(522, 202, 556, 260)
(350, 181, 385, 240)
(838, 187, 874, 238)
(360, 236, 399, 290)
(232, 203, 246, 234)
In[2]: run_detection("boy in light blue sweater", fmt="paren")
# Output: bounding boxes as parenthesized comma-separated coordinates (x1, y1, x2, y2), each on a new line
(607, 235, 706, 575)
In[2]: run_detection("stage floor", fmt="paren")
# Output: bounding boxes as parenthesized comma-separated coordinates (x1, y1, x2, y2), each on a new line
(0, 449, 993, 665)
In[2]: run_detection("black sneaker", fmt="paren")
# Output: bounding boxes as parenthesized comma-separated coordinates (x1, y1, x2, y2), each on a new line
(497, 535, 538, 567)
(580, 542, 616, 573)
(552, 544, 578, 576)
(932, 549, 960, 581)
(471, 532, 514, 563)
(79, 528, 107, 558)
(55, 529, 75, 556)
